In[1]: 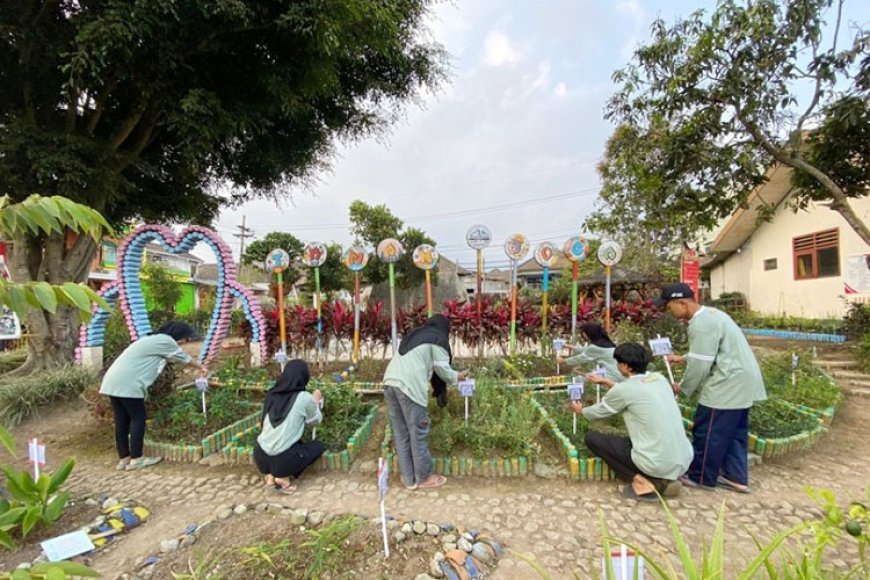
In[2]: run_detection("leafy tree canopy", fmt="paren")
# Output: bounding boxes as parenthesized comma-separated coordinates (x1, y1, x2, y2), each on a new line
(242, 231, 305, 286)
(595, 0, 869, 244)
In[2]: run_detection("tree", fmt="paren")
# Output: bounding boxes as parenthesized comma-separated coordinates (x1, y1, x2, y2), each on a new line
(141, 263, 182, 315)
(1, 195, 111, 373)
(0, 0, 446, 364)
(300, 242, 350, 296)
(242, 231, 305, 286)
(598, 0, 869, 244)
(348, 201, 436, 289)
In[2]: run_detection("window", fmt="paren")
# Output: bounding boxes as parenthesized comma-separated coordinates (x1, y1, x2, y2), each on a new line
(793, 229, 839, 280)
(763, 258, 777, 271)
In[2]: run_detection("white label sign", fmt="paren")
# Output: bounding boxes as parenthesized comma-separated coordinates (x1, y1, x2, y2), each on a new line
(568, 379, 584, 401)
(195, 377, 209, 392)
(275, 350, 287, 364)
(553, 338, 566, 352)
(648, 337, 673, 357)
(591, 366, 607, 378)
(458, 379, 476, 398)
(597, 240, 623, 267)
(41, 530, 96, 562)
(466, 225, 493, 250)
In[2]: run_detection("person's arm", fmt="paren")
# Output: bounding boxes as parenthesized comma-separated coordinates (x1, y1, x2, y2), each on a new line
(432, 345, 460, 385)
(580, 385, 628, 421)
(304, 391, 323, 426)
(158, 336, 208, 376)
(678, 323, 720, 398)
(563, 344, 595, 368)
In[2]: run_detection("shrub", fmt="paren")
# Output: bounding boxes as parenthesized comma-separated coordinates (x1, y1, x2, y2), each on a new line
(0, 349, 26, 374)
(306, 382, 373, 452)
(103, 309, 132, 361)
(0, 366, 96, 427)
(749, 399, 820, 439)
(149, 386, 257, 444)
(760, 350, 843, 410)
(858, 333, 870, 373)
(843, 302, 870, 339)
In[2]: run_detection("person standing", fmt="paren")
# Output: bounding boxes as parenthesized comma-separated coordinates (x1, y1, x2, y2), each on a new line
(254, 359, 325, 494)
(574, 343, 692, 501)
(557, 321, 623, 383)
(100, 322, 208, 471)
(656, 283, 767, 493)
(383, 314, 467, 490)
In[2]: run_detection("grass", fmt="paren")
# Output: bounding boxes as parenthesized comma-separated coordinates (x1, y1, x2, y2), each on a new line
(0, 365, 96, 427)
(0, 349, 27, 374)
(534, 391, 627, 458)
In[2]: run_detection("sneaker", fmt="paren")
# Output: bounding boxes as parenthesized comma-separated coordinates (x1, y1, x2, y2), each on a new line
(115, 458, 131, 471)
(126, 457, 163, 471)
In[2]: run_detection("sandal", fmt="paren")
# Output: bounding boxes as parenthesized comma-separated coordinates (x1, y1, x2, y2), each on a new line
(273, 479, 297, 495)
(622, 486, 659, 503)
(265, 475, 278, 489)
(417, 474, 447, 489)
(717, 476, 751, 494)
(678, 474, 717, 491)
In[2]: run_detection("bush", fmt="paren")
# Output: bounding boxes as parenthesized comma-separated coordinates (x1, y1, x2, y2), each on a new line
(760, 350, 843, 410)
(843, 302, 870, 339)
(103, 309, 132, 361)
(858, 333, 870, 374)
(0, 366, 96, 427)
(749, 399, 820, 439)
(306, 382, 374, 452)
(148, 386, 257, 444)
(0, 349, 26, 374)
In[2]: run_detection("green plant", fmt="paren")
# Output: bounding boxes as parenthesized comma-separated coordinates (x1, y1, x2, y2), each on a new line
(857, 333, 870, 374)
(148, 387, 257, 444)
(0, 458, 75, 549)
(170, 551, 226, 580)
(760, 351, 843, 411)
(0, 561, 99, 579)
(102, 309, 132, 362)
(748, 400, 820, 440)
(0, 349, 26, 374)
(307, 383, 373, 452)
(0, 366, 96, 427)
(535, 392, 626, 458)
(843, 302, 870, 339)
(300, 516, 363, 578)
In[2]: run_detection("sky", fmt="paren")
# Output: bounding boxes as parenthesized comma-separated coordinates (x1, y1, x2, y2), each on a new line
(204, 0, 867, 271)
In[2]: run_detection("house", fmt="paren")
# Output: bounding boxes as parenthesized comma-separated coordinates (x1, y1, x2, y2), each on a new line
(704, 164, 870, 318)
(516, 254, 574, 287)
(456, 263, 512, 297)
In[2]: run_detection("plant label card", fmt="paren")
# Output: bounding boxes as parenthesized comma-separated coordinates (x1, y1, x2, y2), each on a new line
(195, 377, 209, 393)
(552, 338, 566, 352)
(567, 384, 584, 401)
(791, 353, 799, 369)
(458, 379, 476, 398)
(600, 546, 644, 579)
(648, 337, 673, 357)
(274, 350, 287, 364)
(591, 366, 608, 378)
(377, 457, 389, 501)
(28, 438, 46, 466)
(41, 530, 95, 562)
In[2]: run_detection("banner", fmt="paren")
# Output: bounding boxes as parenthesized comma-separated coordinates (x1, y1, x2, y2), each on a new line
(844, 254, 870, 294)
(681, 243, 700, 298)
(0, 254, 22, 340)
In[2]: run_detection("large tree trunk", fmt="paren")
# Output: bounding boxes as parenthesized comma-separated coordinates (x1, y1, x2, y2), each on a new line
(7, 232, 97, 375)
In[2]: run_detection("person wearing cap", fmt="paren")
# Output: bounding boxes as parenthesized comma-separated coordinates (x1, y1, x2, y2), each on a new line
(556, 321, 623, 383)
(572, 343, 693, 501)
(655, 283, 767, 493)
(100, 322, 208, 471)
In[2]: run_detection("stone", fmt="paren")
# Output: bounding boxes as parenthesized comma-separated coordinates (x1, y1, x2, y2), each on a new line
(748, 453, 763, 466)
(461, 532, 475, 543)
(441, 534, 457, 544)
(426, 523, 441, 536)
(415, 575, 437, 580)
(160, 539, 180, 553)
(443, 543, 457, 552)
(180, 535, 198, 548)
(290, 509, 308, 526)
(102, 498, 120, 510)
(401, 522, 413, 534)
(255, 503, 269, 513)
(266, 503, 284, 515)
(523, 521, 539, 533)
(534, 462, 559, 479)
(458, 538, 473, 552)
(413, 521, 427, 535)
(308, 512, 325, 526)
(215, 506, 233, 520)
(233, 504, 248, 516)
(387, 519, 400, 530)
(429, 552, 445, 578)
(393, 531, 407, 544)
(471, 542, 494, 563)
(85, 498, 100, 507)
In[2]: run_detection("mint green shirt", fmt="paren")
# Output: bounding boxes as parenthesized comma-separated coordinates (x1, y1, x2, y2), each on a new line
(583, 372, 693, 480)
(564, 344, 623, 383)
(680, 307, 767, 410)
(257, 392, 322, 456)
(99, 334, 191, 399)
(383, 344, 459, 408)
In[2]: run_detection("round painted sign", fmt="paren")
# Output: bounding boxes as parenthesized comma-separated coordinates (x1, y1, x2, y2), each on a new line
(597, 240, 623, 266)
(341, 246, 369, 272)
(534, 241, 559, 268)
(376, 238, 404, 263)
(412, 244, 440, 270)
(503, 234, 530, 261)
(563, 236, 588, 262)
(465, 224, 492, 250)
(265, 248, 290, 273)
(302, 243, 328, 268)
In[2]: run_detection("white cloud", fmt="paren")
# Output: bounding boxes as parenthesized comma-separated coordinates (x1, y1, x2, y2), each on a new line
(615, 0, 644, 27)
(554, 82, 567, 97)
(483, 31, 521, 67)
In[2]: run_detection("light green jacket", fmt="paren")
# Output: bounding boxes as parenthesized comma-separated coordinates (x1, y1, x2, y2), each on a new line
(100, 334, 191, 399)
(583, 372, 693, 480)
(257, 392, 322, 456)
(383, 344, 459, 408)
(564, 344, 623, 383)
(679, 307, 767, 409)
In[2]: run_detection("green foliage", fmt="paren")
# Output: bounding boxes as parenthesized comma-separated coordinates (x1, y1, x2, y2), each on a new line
(306, 382, 373, 452)
(731, 311, 844, 334)
(0, 458, 75, 550)
(426, 379, 543, 458)
(301, 242, 351, 295)
(479, 354, 558, 381)
(149, 388, 257, 444)
(142, 263, 183, 316)
(843, 302, 870, 339)
(347, 200, 436, 289)
(748, 400, 821, 439)
(0, 366, 96, 427)
(0, 350, 26, 375)
(243, 232, 304, 272)
(857, 333, 870, 374)
(535, 392, 626, 458)
(0, 561, 100, 579)
(102, 309, 132, 362)
(760, 350, 843, 411)
(599, 0, 870, 244)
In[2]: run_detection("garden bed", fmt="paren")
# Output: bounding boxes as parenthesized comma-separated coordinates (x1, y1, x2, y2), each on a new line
(380, 380, 542, 478)
(759, 351, 843, 424)
(741, 328, 846, 343)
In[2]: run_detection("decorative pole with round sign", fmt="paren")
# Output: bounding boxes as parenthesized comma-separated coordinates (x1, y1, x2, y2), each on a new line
(377, 238, 405, 354)
(465, 224, 492, 358)
(265, 248, 291, 363)
(597, 240, 623, 334)
(503, 233, 530, 355)
(412, 244, 440, 317)
(302, 243, 328, 364)
(342, 246, 369, 361)
(534, 241, 559, 352)
(563, 236, 589, 343)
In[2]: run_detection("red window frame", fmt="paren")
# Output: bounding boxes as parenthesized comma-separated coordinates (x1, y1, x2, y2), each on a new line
(793, 228, 840, 280)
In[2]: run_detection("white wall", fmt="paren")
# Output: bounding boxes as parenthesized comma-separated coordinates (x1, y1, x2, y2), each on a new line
(712, 196, 870, 318)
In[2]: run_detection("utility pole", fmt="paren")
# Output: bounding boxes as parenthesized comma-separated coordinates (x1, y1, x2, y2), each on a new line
(233, 216, 255, 266)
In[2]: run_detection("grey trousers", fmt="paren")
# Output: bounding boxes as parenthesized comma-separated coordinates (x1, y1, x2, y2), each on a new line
(384, 386, 432, 486)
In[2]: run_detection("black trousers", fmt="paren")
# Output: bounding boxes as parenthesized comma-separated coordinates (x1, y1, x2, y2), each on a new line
(584, 431, 674, 491)
(109, 396, 147, 459)
(254, 440, 326, 479)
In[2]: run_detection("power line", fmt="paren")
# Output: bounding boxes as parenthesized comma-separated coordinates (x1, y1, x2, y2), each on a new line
(233, 216, 255, 260)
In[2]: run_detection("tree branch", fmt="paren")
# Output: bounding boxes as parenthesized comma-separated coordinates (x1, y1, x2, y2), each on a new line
(64, 234, 98, 283)
(85, 77, 119, 135)
(108, 101, 148, 151)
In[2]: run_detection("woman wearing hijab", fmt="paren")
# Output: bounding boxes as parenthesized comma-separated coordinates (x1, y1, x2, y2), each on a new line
(254, 359, 325, 494)
(100, 322, 208, 471)
(556, 321, 623, 383)
(383, 314, 467, 490)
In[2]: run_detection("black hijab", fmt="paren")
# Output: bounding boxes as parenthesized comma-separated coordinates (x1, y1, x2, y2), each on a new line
(155, 322, 196, 342)
(580, 322, 616, 349)
(262, 359, 310, 427)
(398, 314, 452, 407)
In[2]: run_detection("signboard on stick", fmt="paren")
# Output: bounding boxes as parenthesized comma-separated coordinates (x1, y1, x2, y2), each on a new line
(466, 225, 492, 250)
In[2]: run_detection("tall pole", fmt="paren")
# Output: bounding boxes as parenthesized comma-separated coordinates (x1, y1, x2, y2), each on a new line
(510, 259, 518, 355)
(234, 215, 254, 264)
(314, 266, 322, 365)
(605, 265, 612, 334)
(425, 269, 433, 317)
(353, 272, 361, 360)
(541, 266, 549, 356)
(476, 249, 483, 359)
(389, 263, 397, 354)
(571, 261, 579, 343)
(277, 271, 287, 355)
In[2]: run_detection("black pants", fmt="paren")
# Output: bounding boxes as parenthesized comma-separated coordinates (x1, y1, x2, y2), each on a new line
(585, 431, 673, 490)
(109, 396, 147, 459)
(254, 440, 326, 479)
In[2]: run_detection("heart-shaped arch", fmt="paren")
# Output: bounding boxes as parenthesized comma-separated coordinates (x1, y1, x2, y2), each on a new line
(77, 224, 267, 365)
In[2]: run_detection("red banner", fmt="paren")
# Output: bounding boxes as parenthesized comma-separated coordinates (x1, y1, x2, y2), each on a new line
(681, 244, 699, 298)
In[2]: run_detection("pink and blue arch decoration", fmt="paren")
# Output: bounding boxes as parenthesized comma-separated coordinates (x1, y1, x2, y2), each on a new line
(77, 224, 267, 366)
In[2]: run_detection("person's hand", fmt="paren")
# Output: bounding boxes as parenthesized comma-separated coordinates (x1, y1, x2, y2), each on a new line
(555, 355, 566, 365)
(570, 401, 584, 414)
(457, 370, 470, 381)
(666, 354, 686, 365)
(563, 344, 576, 352)
(585, 373, 609, 386)
(671, 382, 682, 395)
(312, 389, 323, 403)
(198, 365, 209, 377)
